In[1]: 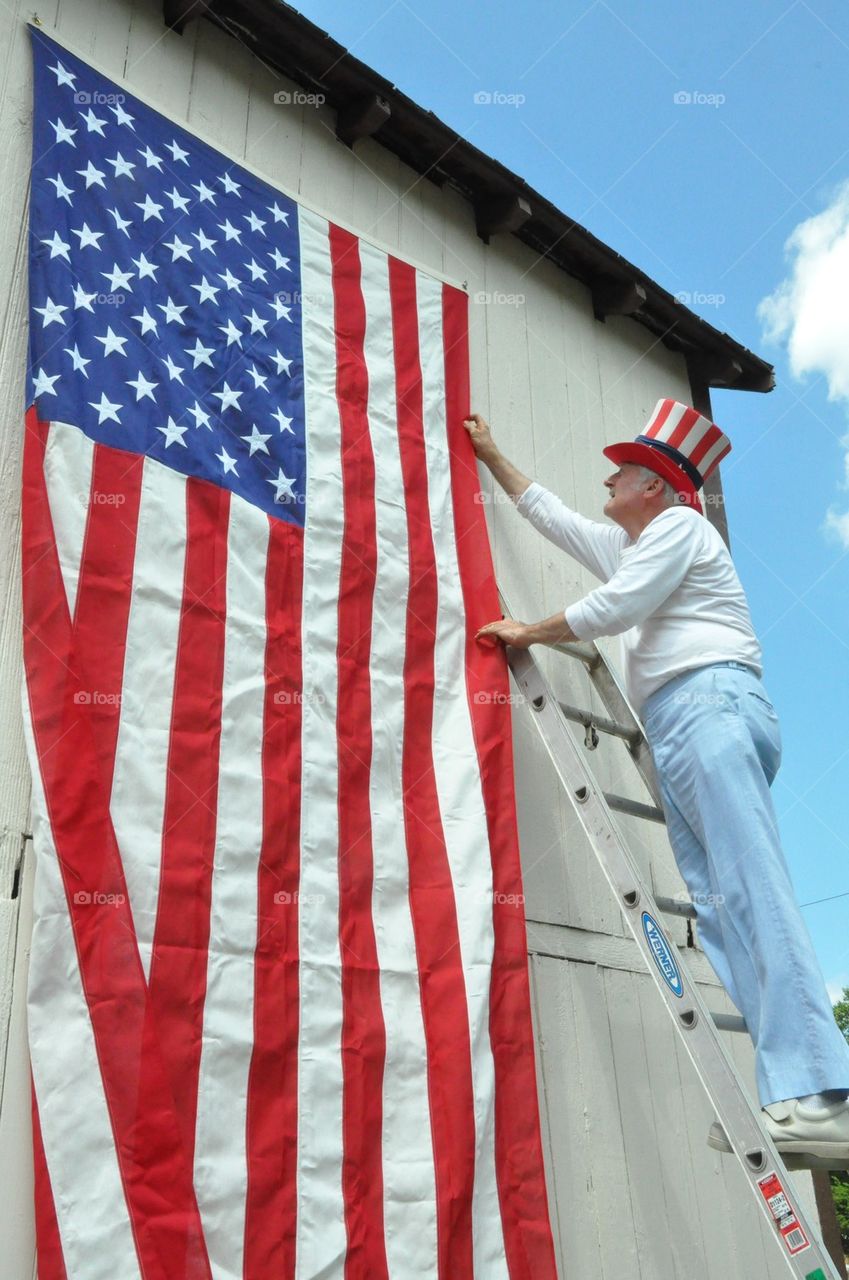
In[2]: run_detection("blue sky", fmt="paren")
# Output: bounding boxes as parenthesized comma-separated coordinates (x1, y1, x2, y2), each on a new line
(291, 0, 849, 995)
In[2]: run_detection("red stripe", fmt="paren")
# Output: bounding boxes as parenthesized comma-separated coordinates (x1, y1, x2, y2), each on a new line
(644, 398, 675, 439)
(244, 516, 304, 1279)
(689, 424, 722, 468)
(31, 1081, 68, 1280)
(389, 257, 476, 1280)
(328, 222, 389, 1280)
(148, 478, 229, 1169)
(22, 410, 212, 1278)
(442, 288, 559, 1280)
(702, 439, 732, 477)
(71, 444, 143, 790)
(665, 405, 703, 450)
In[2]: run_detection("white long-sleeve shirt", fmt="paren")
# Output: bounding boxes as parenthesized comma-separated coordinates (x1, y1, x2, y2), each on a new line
(514, 481, 762, 711)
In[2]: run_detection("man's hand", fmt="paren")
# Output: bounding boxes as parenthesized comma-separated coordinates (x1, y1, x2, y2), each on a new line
(476, 617, 534, 648)
(463, 413, 499, 464)
(476, 612, 580, 649)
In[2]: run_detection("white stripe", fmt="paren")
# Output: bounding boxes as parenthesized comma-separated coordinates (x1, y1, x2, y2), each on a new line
(295, 207, 347, 1277)
(673, 418, 712, 462)
(653, 400, 690, 444)
(22, 701, 142, 1280)
(109, 459, 186, 980)
(416, 272, 511, 1278)
(698, 433, 730, 476)
(43, 420, 94, 619)
(193, 495, 269, 1280)
(359, 240, 439, 1279)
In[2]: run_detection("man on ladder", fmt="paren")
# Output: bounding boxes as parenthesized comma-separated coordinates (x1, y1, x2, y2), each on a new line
(464, 399, 849, 1168)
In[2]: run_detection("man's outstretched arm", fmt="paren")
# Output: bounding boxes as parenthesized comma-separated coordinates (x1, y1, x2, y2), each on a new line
(463, 413, 532, 500)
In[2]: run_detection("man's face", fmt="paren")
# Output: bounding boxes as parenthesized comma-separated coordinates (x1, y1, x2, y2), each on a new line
(603, 463, 658, 524)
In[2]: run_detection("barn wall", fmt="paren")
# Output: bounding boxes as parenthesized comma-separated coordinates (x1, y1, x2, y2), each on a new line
(0, 2, 817, 1277)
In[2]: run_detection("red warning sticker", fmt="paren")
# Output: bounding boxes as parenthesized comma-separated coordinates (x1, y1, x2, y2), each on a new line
(757, 1172, 810, 1255)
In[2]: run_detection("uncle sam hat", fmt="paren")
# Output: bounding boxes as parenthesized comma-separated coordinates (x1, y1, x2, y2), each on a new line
(603, 399, 732, 514)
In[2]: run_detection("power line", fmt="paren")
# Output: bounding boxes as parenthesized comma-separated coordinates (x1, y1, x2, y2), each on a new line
(799, 889, 849, 909)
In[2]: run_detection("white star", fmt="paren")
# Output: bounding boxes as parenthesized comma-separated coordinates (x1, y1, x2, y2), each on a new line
(220, 171, 242, 195)
(135, 194, 164, 222)
(164, 186, 191, 214)
(131, 307, 158, 335)
(32, 368, 60, 397)
(218, 318, 243, 347)
(244, 210, 267, 235)
(267, 468, 296, 502)
(50, 117, 77, 146)
(244, 308, 269, 336)
(89, 392, 122, 424)
(163, 235, 192, 262)
(158, 296, 187, 325)
(242, 423, 271, 455)
(218, 218, 242, 243)
(270, 297, 292, 322)
(41, 230, 71, 261)
(94, 326, 129, 357)
(49, 60, 77, 88)
(271, 407, 294, 434)
(245, 258, 268, 283)
(269, 202, 290, 223)
(101, 263, 134, 291)
(106, 151, 136, 179)
(192, 179, 216, 204)
(217, 268, 242, 293)
(165, 138, 190, 164)
(211, 381, 243, 412)
(161, 354, 185, 383)
(79, 107, 107, 135)
(126, 370, 158, 401)
(76, 160, 106, 189)
(187, 401, 212, 430)
(138, 145, 164, 170)
(185, 338, 215, 369)
(71, 222, 104, 250)
(72, 283, 97, 312)
(34, 297, 68, 328)
(193, 227, 217, 253)
(157, 416, 188, 447)
(247, 363, 269, 391)
(109, 101, 135, 129)
(132, 252, 158, 281)
(217, 446, 239, 476)
(271, 350, 293, 376)
(64, 344, 91, 377)
(191, 276, 220, 304)
(108, 207, 133, 237)
(46, 173, 74, 203)
(269, 247, 291, 270)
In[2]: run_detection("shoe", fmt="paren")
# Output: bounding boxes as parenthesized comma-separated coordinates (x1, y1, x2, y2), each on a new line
(708, 1097, 849, 1170)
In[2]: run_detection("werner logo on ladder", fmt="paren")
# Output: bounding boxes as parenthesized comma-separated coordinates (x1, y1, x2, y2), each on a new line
(464, 400, 849, 1277)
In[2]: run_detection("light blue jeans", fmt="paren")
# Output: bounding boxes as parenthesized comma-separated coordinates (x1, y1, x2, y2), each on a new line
(641, 661, 849, 1107)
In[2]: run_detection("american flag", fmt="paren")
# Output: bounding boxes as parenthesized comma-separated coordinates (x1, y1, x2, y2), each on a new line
(22, 26, 557, 1280)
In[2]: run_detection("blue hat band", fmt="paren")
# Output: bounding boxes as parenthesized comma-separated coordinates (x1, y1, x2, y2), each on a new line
(635, 435, 703, 490)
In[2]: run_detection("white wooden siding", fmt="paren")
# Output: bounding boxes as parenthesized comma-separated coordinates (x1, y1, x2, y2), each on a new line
(0, 2, 817, 1276)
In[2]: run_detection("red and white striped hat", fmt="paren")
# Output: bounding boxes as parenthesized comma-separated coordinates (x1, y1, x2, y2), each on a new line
(603, 399, 731, 514)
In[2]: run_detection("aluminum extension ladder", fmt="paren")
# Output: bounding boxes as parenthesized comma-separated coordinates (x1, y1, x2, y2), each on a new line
(502, 610, 842, 1280)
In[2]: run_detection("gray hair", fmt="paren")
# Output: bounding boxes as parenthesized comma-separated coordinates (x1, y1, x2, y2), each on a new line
(635, 465, 677, 507)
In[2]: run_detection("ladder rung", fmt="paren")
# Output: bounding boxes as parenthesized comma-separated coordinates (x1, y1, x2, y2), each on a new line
(603, 792, 665, 824)
(711, 1012, 749, 1034)
(552, 639, 600, 667)
(557, 700, 639, 744)
(655, 894, 697, 919)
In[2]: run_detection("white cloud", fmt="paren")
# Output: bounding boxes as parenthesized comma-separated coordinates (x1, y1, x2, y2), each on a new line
(758, 180, 849, 544)
(826, 976, 849, 1004)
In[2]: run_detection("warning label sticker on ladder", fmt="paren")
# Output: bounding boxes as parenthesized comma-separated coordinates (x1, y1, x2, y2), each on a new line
(757, 1172, 810, 1255)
